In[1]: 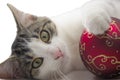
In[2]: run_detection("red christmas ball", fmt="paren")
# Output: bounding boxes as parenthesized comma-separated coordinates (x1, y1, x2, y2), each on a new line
(80, 17, 120, 78)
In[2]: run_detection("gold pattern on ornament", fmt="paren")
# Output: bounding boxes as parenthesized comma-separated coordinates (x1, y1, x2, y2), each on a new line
(86, 55, 120, 71)
(116, 50, 119, 53)
(111, 20, 120, 32)
(116, 65, 120, 70)
(85, 59, 98, 74)
(80, 43, 86, 51)
(112, 32, 118, 39)
(87, 33, 94, 38)
(97, 32, 120, 40)
(97, 34, 110, 39)
(83, 31, 88, 35)
(108, 25, 113, 32)
(79, 44, 83, 55)
(87, 55, 93, 62)
(92, 45, 95, 48)
(105, 39, 113, 47)
(86, 55, 106, 71)
(97, 20, 120, 40)
(110, 56, 120, 64)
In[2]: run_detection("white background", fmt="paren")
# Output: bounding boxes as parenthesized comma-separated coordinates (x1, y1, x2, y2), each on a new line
(0, 0, 90, 63)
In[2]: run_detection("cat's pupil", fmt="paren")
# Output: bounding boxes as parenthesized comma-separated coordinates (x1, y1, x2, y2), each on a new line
(43, 36, 47, 38)
(36, 61, 39, 64)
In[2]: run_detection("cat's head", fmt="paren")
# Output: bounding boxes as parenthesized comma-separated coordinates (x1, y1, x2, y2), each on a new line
(0, 4, 71, 80)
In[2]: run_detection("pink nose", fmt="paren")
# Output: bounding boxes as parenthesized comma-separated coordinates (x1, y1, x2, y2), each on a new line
(54, 49, 63, 60)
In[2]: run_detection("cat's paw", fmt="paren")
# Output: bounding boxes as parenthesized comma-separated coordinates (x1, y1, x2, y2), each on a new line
(82, 10, 111, 35)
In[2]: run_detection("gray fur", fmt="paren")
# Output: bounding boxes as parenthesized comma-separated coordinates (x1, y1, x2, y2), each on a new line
(0, 4, 58, 79)
(11, 17, 57, 79)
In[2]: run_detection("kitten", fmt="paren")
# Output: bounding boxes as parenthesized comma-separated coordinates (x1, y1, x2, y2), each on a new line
(0, 0, 120, 80)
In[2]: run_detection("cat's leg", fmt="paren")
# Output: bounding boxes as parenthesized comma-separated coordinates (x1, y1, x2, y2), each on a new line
(81, 0, 117, 35)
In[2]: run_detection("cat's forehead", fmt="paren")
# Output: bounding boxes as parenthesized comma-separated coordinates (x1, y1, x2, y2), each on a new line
(19, 17, 56, 34)
(27, 17, 51, 31)
(17, 17, 50, 34)
(17, 17, 57, 37)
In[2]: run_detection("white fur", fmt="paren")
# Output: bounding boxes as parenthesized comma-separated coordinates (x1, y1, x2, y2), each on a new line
(28, 0, 120, 80)
(28, 37, 73, 80)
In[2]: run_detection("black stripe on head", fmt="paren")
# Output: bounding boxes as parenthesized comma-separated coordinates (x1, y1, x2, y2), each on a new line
(11, 30, 32, 57)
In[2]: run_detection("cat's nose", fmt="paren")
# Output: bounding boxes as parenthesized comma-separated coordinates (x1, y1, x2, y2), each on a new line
(54, 49, 64, 60)
(0, 56, 31, 79)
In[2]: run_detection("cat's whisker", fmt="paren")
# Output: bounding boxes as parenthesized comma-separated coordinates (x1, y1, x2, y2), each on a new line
(57, 69, 69, 80)
(59, 65, 67, 80)
(57, 71, 65, 80)
(53, 71, 58, 80)
(51, 71, 54, 80)
(52, 63, 62, 80)
(53, 73, 57, 80)
(50, 71, 53, 80)
(53, 72, 56, 80)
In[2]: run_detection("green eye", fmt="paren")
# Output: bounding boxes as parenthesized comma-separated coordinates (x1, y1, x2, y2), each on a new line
(32, 57, 43, 69)
(40, 30, 50, 43)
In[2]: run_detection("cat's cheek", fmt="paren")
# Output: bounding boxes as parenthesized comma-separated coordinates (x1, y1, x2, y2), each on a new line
(33, 58, 63, 80)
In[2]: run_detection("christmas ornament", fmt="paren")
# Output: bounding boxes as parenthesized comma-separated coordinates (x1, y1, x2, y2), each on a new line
(80, 17, 120, 78)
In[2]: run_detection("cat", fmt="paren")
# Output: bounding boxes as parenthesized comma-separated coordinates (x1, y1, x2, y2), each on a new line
(0, 0, 120, 80)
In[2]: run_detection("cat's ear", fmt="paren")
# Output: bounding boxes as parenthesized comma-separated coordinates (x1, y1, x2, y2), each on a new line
(0, 57, 27, 79)
(7, 4, 37, 31)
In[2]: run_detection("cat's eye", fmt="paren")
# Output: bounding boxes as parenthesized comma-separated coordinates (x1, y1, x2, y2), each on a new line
(40, 30, 50, 43)
(32, 57, 44, 69)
